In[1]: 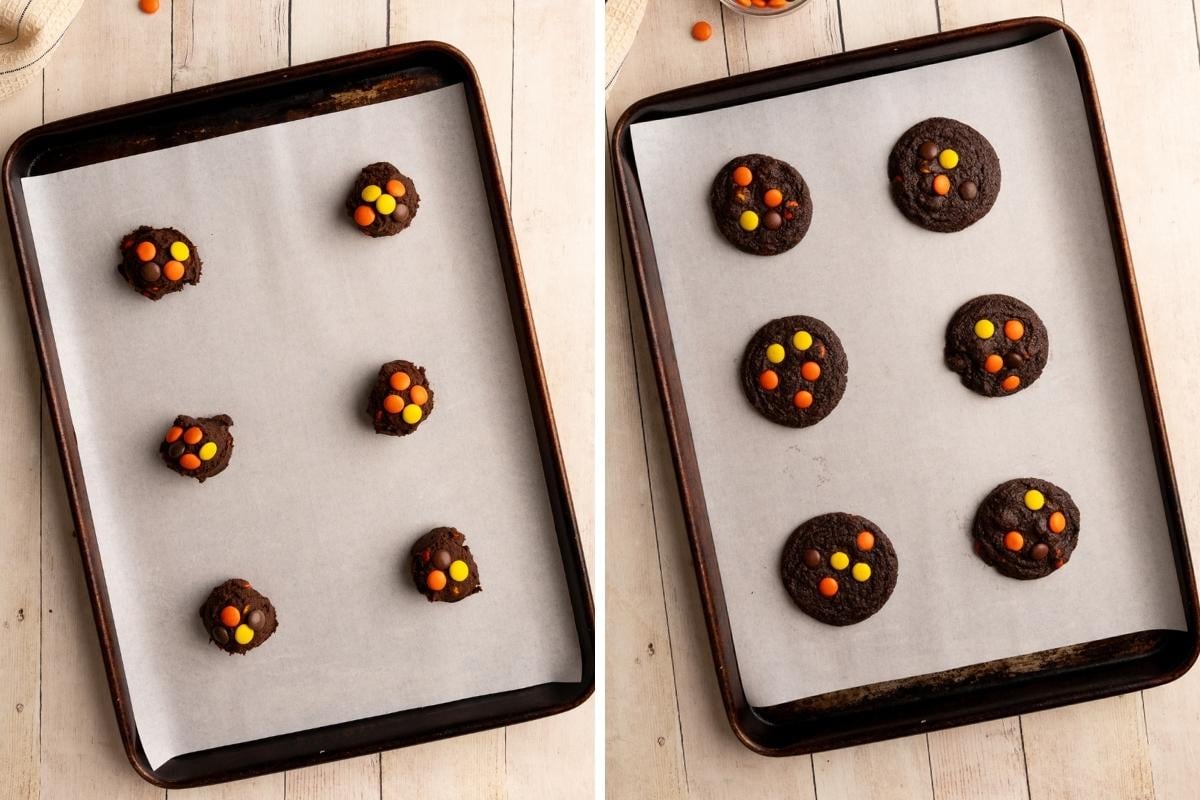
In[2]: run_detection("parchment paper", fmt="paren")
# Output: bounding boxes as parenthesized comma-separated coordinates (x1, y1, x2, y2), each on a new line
(20, 84, 581, 769)
(630, 32, 1187, 706)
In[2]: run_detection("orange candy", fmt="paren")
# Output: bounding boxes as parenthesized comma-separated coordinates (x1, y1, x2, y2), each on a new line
(732, 166, 752, 186)
(426, 570, 447, 591)
(763, 189, 783, 208)
(389, 372, 411, 391)
(385, 179, 405, 197)
(409, 385, 429, 406)
(354, 205, 376, 226)
(219, 606, 241, 627)
(856, 531, 875, 551)
(793, 390, 813, 409)
(1004, 320, 1025, 340)
(164, 425, 183, 443)
(183, 426, 203, 445)
(162, 260, 184, 281)
(983, 354, 1003, 373)
(139, 0, 159, 12)
(1004, 531, 1024, 551)
(135, 241, 156, 261)
(758, 370, 779, 390)
(768, 0, 787, 6)
(818, 577, 838, 597)
(800, 361, 821, 381)
(691, 20, 712, 41)
(179, 454, 201, 470)
(1049, 511, 1066, 533)
(1001, 375, 1020, 391)
(383, 394, 405, 414)
(932, 175, 951, 196)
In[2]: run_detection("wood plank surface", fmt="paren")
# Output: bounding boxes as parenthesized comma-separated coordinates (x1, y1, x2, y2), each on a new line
(603, 0, 1200, 798)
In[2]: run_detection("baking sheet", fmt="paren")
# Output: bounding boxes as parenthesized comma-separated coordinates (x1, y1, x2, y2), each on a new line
(630, 32, 1186, 707)
(20, 84, 580, 769)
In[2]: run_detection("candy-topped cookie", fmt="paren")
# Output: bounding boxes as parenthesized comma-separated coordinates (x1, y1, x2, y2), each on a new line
(709, 154, 812, 255)
(366, 360, 434, 436)
(945, 294, 1048, 397)
(117, 226, 201, 299)
(199, 578, 278, 654)
(740, 315, 847, 428)
(410, 527, 481, 603)
(346, 162, 420, 237)
(160, 414, 233, 482)
(973, 478, 1080, 580)
(781, 513, 898, 626)
(888, 117, 1000, 232)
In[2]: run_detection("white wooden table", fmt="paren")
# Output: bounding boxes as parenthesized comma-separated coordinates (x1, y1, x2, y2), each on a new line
(0, 2, 593, 797)
(605, 1, 1200, 797)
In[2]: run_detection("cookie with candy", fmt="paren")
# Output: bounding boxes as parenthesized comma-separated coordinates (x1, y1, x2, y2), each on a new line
(740, 314, 848, 428)
(117, 225, 201, 300)
(973, 478, 1080, 580)
(366, 360, 434, 436)
(781, 513, 899, 626)
(346, 162, 420, 237)
(709, 153, 812, 255)
(199, 578, 278, 654)
(410, 527, 481, 603)
(888, 117, 1001, 232)
(159, 414, 233, 482)
(944, 294, 1048, 397)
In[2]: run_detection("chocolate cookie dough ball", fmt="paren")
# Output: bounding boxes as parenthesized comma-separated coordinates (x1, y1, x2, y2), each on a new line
(199, 579, 278, 654)
(117, 226, 201, 299)
(740, 315, 848, 428)
(346, 162, 420, 237)
(945, 294, 1048, 397)
(781, 513, 898, 626)
(160, 414, 233, 482)
(972, 478, 1080, 580)
(887, 117, 1001, 232)
(710, 154, 812, 255)
(410, 527, 481, 603)
(366, 360, 434, 436)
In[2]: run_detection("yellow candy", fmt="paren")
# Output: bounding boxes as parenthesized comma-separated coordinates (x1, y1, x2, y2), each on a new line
(361, 184, 382, 202)
(974, 319, 995, 339)
(234, 624, 254, 645)
(939, 149, 959, 169)
(1024, 489, 1045, 510)
(449, 560, 469, 582)
(829, 551, 849, 570)
(739, 210, 759, 231)
(793, 331, 812, 350)
(402, 404, 423, 424)
(852, 562, 871, 582)
(375, 194, 397, 215)
(765, 343, 785, 364)
(169, 241, 190, 262)
(198, 442, 218, 461)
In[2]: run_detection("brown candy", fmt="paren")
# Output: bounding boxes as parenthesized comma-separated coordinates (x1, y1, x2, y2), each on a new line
(211, 626, 229, 645)
(246, 609, 265, 630)
(167, 442, 186, 459)
(433, 549, 452, 570)
(959, 180, 979, 200)
(763, 211, 783, 231)
(1031, 543, 1050, 561)
(918, 141, 939, 160)
(802, 549, 821, 568)
(140, 261, 161, 282)
(392, 204, 410, 222)
(1006, 352, 1025, 368)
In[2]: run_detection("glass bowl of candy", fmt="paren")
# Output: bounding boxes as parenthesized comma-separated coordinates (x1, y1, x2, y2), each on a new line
(719, 0, 810, 16)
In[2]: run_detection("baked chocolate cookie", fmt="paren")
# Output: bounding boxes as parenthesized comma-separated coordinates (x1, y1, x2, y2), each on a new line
(346, 162, 420, 237)
(199, 578, 278, 654)
(945, 294, 1048, 397)
(972, 478, 1080, 579)
(410, 527, 481, 603)
(366, 360, 434, 436)
(160, 414, 233, 482)
(740, 315, 847, 428)
(710, 154, 812, 255)
(888, 117, 1001, 232)
(781, 513, 898, 626)
(117, 226, 201, 299)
